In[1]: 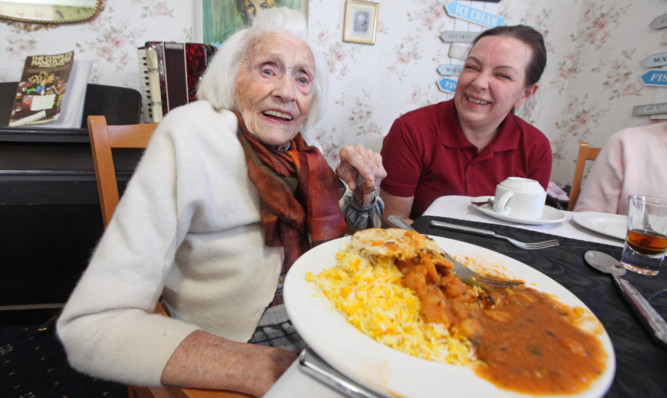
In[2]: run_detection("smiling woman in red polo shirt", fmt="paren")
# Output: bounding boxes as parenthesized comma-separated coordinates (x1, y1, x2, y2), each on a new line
(380, 24, 552, 224)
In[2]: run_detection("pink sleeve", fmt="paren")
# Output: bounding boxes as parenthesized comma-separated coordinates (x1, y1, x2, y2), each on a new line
(574, 132, 624, 214)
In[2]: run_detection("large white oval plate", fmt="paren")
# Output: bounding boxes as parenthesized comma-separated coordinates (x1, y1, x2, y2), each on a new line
(284, 235, 615, 398)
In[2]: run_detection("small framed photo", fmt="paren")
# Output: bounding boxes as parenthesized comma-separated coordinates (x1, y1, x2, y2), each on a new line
(343, 0, 379, 45)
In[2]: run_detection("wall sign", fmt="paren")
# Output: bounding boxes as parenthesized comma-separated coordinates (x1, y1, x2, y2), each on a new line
(632, 102, 667, 116)
(439, 30, 479, 43)
(444, 1, 504, 28)
(650, 13, 667, 30)
(641, 70, 667, 86)
(437, 77, 457, 93)
(449, 43, 468, 60)
(437, 64, 463, 76)
(641, 52, 667, 68)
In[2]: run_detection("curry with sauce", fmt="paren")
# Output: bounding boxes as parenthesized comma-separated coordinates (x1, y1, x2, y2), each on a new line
(353, 228, 607, 395)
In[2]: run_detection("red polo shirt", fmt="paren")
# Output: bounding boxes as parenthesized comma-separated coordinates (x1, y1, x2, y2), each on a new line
(380, 99, 552, 219)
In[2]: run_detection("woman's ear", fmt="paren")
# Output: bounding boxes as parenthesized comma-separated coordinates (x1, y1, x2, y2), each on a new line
(514, 82, 539, 108)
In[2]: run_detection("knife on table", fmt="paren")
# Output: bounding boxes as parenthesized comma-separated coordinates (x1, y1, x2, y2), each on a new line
(298, 347, 386, 398)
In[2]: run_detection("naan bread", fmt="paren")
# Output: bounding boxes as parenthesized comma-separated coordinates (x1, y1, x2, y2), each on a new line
(349, 228, 453, 269)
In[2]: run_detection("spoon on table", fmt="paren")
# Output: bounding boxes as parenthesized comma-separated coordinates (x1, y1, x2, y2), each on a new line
(584, 250, 667, 346)
(471, 196, 494, 207)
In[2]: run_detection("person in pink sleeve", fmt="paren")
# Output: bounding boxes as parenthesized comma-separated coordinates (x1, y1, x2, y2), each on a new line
(574, 121, 667, 215)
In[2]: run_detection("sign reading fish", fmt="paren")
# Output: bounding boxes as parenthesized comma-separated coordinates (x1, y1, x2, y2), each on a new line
(641, 70, 667, 86)
(437, 77, 457, 93)
(444, 1, 504, 28)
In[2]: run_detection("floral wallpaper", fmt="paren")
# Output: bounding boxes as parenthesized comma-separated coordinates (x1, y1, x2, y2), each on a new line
(1, 0, 665, 189)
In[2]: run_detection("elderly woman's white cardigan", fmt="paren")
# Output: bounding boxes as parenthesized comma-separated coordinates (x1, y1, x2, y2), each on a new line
(56, 102, 284, 386)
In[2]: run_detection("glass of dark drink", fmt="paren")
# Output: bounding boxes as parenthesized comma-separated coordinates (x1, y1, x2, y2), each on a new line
(621, 194, 667, 275)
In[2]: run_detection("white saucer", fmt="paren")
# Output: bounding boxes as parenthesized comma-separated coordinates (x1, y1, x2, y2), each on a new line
(470, 197, 566, 225)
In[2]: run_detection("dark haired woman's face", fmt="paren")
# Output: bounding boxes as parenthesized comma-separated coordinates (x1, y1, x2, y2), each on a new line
(454, 36, 538, 132)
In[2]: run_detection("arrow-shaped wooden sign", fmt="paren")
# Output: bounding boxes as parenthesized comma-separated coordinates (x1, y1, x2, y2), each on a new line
(650, 14, 667, 30)
(641, 52, 667, 68)
(449, 44, 468, 60)
(632, 102, 667, 116)
(444, 1, 504, 28)
(439, 31, 479, 43)
(641, 70, 667, 86)
(437, 64, 463, 76)
(437, 77, 457, 93)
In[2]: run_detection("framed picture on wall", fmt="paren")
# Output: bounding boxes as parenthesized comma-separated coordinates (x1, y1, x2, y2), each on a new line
(194, 0, 309, 48)
(343, 0, 379, 45)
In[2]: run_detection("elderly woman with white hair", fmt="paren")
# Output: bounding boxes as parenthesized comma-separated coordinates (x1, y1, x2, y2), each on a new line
(57, 7, 385, 397)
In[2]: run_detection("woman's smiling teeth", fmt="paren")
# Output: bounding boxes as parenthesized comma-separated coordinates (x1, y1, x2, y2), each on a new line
(263, 110, 293, 120)
(467, 96, 490, 105)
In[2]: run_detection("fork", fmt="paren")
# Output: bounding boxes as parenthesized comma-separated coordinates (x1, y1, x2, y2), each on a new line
(387, 215, 522, 288)
(429, 220, 560, 250)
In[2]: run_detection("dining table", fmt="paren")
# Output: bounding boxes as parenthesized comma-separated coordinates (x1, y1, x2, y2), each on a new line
(265, 195, 667, 398)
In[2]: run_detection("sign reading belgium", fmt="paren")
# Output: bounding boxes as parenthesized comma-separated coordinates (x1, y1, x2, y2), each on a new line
(444, 2, 505, 28)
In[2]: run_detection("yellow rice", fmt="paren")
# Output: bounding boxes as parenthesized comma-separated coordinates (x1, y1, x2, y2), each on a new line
(307, 246, 476, 365)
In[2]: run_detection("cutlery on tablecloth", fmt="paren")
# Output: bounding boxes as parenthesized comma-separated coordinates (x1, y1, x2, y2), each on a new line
(298, 348, 385, 398)
(429, 220, 560, 250)
(388, 215, 522, 288)
(584, 250, 667, 346)
(471, 197, 494, 207)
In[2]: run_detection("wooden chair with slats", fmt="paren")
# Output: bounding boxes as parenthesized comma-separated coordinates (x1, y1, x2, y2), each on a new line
(88, 115, 250, 398)
(567, 142, 602, 211)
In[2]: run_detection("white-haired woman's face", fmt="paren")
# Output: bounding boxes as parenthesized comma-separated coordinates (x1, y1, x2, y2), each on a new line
(234, 32, 314, 146)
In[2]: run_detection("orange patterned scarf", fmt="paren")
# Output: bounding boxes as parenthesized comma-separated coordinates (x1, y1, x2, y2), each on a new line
(235, 112, 346, 270)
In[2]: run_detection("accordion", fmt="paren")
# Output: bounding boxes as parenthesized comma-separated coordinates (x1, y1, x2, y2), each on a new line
(137, 42, 217, 123)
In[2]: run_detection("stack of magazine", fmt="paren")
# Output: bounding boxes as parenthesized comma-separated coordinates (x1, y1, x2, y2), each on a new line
(8, 50, 92, 129)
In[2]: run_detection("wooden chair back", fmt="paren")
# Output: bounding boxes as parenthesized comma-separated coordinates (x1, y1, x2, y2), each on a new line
(88, 115, 249, 398)
(88, 115, 158, 226)
(567, 142, 602, 211)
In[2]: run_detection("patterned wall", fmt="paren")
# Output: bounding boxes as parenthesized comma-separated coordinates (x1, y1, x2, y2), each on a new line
(1, 0, 665, 188)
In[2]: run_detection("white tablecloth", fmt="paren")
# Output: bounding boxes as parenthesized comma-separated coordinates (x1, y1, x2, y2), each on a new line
(422, 195, 624, 247)
(265, 195, 625, 397)
(264, 359, 346, 397)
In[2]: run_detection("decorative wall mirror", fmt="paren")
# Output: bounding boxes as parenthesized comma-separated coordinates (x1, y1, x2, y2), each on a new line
(0, 0, 104, 32)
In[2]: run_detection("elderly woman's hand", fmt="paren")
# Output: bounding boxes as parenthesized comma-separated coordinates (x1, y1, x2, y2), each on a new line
(336, 145, 386, 207)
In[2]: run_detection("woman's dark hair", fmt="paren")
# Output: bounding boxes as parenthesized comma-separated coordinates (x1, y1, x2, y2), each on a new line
(471, 25, 547, 87)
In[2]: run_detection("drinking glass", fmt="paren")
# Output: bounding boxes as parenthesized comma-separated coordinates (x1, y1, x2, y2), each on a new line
(621, 194, 667, 275)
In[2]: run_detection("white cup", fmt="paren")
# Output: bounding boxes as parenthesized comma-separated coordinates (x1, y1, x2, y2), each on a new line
(492, 177, 546, 219)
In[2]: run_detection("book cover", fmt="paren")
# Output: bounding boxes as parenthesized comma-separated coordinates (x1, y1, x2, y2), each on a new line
(8, 51, 75, 127)
(44, 58, 92, 129)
